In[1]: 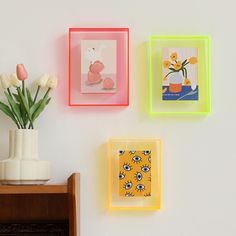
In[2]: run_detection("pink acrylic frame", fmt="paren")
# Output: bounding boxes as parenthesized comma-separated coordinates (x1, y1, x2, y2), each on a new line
(68, 28, 129, 106)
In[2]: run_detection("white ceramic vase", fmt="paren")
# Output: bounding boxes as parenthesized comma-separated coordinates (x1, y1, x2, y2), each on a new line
(0, 129, 50, 185)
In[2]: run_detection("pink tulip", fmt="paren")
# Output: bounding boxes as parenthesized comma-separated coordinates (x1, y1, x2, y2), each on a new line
(16, 64, 28, 81)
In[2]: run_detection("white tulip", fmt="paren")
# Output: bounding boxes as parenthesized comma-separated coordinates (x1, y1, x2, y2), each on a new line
(0, 74, 11, 89)
(10, 73, 21, 87)
(46, 76, 58, 89)
(37, 73, 50, 88)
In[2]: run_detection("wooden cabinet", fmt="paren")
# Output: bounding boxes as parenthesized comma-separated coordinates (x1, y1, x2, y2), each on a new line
(0, 173, 79, 236)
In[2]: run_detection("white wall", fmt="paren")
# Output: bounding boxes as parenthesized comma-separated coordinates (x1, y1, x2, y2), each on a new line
(0, 0, 235, 235)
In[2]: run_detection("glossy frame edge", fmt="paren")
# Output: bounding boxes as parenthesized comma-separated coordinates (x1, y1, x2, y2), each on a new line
(68, 28, 130, 107)
(149, 35, 211, 115)
(108, 138, 162, 210)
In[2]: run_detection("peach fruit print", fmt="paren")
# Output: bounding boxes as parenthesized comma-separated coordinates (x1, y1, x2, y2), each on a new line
(80, 40, 117, 94)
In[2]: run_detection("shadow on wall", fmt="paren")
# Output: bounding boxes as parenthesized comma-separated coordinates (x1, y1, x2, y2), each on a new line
(136, 42, 149, 115)
(53, 33, 128, 115)
(136, 42, 149, 117)
(53, 34, 68, 108)
(95, 143, 109, 213)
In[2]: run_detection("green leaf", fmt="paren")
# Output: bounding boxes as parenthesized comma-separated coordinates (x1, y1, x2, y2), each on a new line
(46, 97, 51, 105)
(20, 103, 28, 128)
(4, 91, 22, 125)
(0, 102, 18, 125)
(29, 97, 50, 117)
(13, 93, 20, 103)
(32, 96, 49, 122)
(14, 93, 28, 128)
(17, 88, 34, 128)
(17, 88, 30, 115)
(30, 98, 43, 115)
(169, 68, 176, 71)
(26, 88, 33, 108)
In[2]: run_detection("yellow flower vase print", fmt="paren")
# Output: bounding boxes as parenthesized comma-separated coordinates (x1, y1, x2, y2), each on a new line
(119, 150, 151, 197)
(162, 48, 198, 101)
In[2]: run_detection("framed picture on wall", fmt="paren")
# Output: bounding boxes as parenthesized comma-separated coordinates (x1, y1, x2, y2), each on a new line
(80, 39, 117, 94)
(162, 47, 198, 101)
(149, 35, 211, 114)
(108, 138, 162, 210)
(69, 28, 129, 106)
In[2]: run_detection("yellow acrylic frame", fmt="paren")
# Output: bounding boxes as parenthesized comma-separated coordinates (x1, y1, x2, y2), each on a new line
(108, 138, 162, 210)
(149, 35, 211, 115)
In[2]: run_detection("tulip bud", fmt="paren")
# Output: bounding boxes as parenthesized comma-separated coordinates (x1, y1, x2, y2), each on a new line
(46, 76, 58, 89)
(16, 64, 28, 81)
(0, 74, 11, 89)
(10, 74, 21, 87)
(37, 74, 50, 88)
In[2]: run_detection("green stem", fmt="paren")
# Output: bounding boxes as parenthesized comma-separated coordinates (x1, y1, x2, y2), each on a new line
(7, 88, 13, 98)
(16, 87, 34, 129)
(28, 123, 33, 129)
(7, 89, 23, 129)
(28, 88, 51, 129)
(33, 86, 40, 103)
(10, 111, 21, 129)
(14, 118, 21, 129)
(22, 80, 25, 96)
(43, 88, 51, 99)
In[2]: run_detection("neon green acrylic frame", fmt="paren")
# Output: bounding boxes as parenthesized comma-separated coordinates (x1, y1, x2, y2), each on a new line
(149, 35, 211, 115)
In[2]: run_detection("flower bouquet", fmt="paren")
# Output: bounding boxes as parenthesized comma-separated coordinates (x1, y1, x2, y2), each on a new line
(0, 64, 57, 185)
(0, 64, 57, 129)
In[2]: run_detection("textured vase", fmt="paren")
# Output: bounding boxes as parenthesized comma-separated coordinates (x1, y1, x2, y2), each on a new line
(0, 129, 50, 185)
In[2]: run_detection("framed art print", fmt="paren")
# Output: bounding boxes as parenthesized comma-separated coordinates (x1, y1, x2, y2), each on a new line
(149, 35, 210, 114)
(108, 138, 162, 210)
(80, 40, 117, 94)
(162, 47, 198, 101)
(69, 28, 129, 106)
